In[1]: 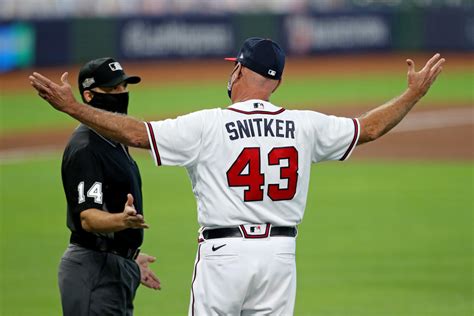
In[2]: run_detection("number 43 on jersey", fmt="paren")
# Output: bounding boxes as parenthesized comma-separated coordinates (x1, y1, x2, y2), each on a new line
(226, 147, 298, 202)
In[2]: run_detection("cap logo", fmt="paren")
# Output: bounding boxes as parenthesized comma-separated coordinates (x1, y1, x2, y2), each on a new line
(109, 62, 123, 71)
(268, 69, 276, 76)
(239, 53, 244, 59)
(82, 77, 95, 88)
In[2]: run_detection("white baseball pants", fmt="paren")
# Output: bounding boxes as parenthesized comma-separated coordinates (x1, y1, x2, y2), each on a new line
(188, 234, 297, 316)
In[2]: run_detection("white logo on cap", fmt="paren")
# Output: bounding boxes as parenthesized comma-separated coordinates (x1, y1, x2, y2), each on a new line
(82, 77, 95, 88)
(268, 69, 276, 76)
(109, 62, 123, 71)
(239, 53, 244, 59)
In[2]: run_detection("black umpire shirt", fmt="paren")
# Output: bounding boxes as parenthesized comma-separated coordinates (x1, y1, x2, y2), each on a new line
(61, 124, 143, 253)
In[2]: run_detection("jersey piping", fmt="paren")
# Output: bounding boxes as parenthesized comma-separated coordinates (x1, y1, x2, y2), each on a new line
(226, 107, 286, 115)
(145, 121, 162, 166)
(339, 118, 360, 161)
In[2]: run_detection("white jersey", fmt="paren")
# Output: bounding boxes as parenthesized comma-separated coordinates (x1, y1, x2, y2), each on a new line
(145, 99, 359, 228)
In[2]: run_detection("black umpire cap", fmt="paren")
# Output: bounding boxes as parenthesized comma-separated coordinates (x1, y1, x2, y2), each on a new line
(225, 37, 285, 80)
(78, 57, 141, 94)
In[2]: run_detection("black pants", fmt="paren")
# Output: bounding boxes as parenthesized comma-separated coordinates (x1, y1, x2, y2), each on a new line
(58, 244, 141, 316)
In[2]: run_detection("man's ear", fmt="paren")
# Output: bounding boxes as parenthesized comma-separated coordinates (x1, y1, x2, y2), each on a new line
(83, 90, 93, 103)
(235, 63, 244, 79)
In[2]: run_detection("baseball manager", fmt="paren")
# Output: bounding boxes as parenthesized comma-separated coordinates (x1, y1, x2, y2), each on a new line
(30, 38, 444, 315)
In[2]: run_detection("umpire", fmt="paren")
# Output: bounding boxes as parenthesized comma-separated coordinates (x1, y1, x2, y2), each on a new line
(59, 57, 160, 316)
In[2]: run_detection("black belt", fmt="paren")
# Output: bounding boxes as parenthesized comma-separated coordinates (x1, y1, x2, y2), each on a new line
(72, 242, 140, 260)
(110, 247, 141, 260)
(203, 226, 297, 239)
(70, 236, 140, 260)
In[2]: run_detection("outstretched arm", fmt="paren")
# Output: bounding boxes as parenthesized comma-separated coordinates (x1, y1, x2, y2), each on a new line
(357, 53, 445, 145)
(29, 72, 150, 149)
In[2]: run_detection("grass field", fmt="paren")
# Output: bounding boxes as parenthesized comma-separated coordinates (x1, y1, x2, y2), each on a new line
(0, 62, 472, 315)
(0, 156, 472, 315)
(0, 70, 472, 133)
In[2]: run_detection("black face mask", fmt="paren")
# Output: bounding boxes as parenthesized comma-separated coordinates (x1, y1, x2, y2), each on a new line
(227, 78, 233, 99)
(88, 91, 129, 114)
(227, 65, 239, 100)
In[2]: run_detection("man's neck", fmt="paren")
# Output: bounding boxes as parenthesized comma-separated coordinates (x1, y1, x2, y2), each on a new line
(232, 93, 270, 104)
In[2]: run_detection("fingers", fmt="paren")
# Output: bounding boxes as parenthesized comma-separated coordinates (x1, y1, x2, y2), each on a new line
(126, 193, 134, 206)
(31, 72, 55, 88)
(61, 72, 70, 85)
(430, 57, 445, 73)
(423, 53, 441, 71)
(142, 272, 161, 290)
(124, 193, 138, 216)
(429, 65, 444, 85)
(124, 208, 137, 216)
(406, 59, 415, 74)
(124, 217, 149, 229)
(136, 253, 157, 265)
(124, 213, 149, 229)
(123, 194, 149, 228)
(29, 72, 58, 103)
(29, 75, 51, 93)
(147, 273, 161, 289)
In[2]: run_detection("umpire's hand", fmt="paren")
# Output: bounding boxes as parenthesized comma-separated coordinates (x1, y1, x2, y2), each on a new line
(123, 194, 149, 229)
(136, 254, 162, 290)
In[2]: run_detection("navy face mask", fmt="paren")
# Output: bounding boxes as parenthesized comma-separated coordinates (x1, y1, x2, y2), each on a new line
(227, 64, 240, 100)
(88, 91, 129, 114)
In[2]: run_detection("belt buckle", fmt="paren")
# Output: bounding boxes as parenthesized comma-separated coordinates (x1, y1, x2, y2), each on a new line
(239, 224, 271, 238)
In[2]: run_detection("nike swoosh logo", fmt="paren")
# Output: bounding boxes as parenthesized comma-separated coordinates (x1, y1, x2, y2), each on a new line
(212, 244, 227, 252)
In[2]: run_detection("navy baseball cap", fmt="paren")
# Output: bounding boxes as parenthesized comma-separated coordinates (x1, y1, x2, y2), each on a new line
(78, 57, 141, 93)
(225, 37, 285, 80)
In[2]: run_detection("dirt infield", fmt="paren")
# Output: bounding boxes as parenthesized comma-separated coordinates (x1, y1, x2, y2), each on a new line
(1, 53, 472, 161)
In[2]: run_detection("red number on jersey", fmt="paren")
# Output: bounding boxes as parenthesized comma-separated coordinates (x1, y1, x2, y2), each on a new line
(226, 147, 264, 201)
(268, 147, 298, 201)
(226, 147, 298, 202)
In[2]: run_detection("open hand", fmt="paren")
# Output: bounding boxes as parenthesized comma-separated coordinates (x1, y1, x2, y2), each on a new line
(136, 253, 162, 290)
(123, 194, 149, 229)
(29, 72, 77, 113)
(406, 53, 445, 99)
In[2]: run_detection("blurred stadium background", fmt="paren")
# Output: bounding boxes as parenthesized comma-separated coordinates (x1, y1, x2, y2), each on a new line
(0, 0, 472, 315)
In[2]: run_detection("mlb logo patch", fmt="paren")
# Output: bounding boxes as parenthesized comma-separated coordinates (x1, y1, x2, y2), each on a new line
(253, 102, 264, 109)
(109, 62, 123, 71)
(250, 225, 262, 233)
(268, 69, 276, 76)
(241, 224, 271, 238)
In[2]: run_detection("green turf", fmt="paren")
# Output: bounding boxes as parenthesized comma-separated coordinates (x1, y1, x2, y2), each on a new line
(0, 70, 472, 133)
(0, 155, 472, 315)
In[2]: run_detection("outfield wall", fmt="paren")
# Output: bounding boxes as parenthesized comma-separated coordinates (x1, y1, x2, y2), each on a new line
(1, 7, 473, 72)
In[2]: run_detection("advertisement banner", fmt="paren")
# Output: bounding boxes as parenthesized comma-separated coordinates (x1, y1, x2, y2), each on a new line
(71, 18, 118, 64)
(284, 13, 393, 54)
(118, 16, 235, 59)
(0, 22, 35, 72)
(33, 19, 71, 67)
(423, 8, 474, 51)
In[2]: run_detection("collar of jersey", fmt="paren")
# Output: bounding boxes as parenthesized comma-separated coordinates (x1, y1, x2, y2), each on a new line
(227, 99, 285, 115)
(85, 125, 118, 147)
